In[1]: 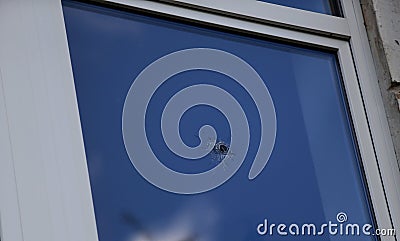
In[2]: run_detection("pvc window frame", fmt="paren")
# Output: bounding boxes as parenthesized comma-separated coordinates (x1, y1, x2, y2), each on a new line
(0, 0, 399, 241)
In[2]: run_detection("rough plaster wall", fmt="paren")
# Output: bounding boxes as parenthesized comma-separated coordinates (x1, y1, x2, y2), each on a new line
(361, 0, 400, 82)
(360, 0, 400, 164)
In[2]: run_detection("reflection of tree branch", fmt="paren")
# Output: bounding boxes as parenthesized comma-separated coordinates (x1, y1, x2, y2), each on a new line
(121, 212, 153, 240)
(121, 211, 199, 241)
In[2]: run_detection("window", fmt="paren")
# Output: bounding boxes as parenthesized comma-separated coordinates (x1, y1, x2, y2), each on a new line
(0, 0, 398, 241)
(63, 1, 375, 240)
(258, 0, 341, 16)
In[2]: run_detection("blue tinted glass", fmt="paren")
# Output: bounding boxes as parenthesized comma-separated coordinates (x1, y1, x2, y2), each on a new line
(258, 0, 337, 15)
(63, 1, 374, 241)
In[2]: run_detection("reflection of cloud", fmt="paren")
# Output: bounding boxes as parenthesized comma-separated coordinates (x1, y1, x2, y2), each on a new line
(129, 225, 195, 241)
(127, 199, 219, 241)
(130, 234, 151, 241)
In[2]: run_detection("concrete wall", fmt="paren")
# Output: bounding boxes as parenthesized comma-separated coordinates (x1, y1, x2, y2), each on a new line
(360, 0, 400, 165)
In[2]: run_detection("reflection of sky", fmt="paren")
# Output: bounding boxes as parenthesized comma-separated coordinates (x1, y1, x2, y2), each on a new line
(63, 1, 375, 241)
(258, 0, 334, 15)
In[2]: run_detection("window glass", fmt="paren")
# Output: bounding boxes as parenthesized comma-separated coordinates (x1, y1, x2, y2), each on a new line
(63, 1, 374, 240)
(258, 0, 341, 16)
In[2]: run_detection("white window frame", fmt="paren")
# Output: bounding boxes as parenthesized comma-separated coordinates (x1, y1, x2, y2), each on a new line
(0, 0, 399, 240)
